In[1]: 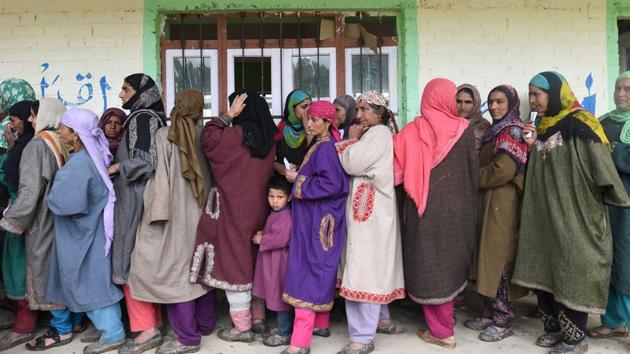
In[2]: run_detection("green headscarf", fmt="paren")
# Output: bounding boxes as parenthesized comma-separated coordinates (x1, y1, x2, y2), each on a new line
(601, 71, 630, 143)
(0, 78, 36, 149)
(282, 90, 311, 149)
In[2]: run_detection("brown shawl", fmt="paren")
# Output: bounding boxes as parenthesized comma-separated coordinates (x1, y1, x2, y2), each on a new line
(168, 90, 206, 207)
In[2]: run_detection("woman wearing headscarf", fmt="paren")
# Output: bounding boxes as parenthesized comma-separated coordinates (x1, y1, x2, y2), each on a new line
(43, 108, 125, 354)
(512, 72, 630, 354)
(190, 89, 276, 343)
(0, 98, 68, 348)
(334, 94, 357, 140)
(99, 107, 127, 155)
(394, 78, 479, 349)
(588, 71, 630, 340)
(281, 100, 349, 354)
(111, 73, 167, 354)
(274, 90, 312, 176)
(335, 92, 404, 354)
(127, 90, 214, 354)
(456, 84, 491, 152)
(464, 85, 528, 342)
(0, 100, 37, 351)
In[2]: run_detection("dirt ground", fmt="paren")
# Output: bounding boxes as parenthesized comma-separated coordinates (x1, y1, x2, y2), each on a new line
(3, 293, 629, 354)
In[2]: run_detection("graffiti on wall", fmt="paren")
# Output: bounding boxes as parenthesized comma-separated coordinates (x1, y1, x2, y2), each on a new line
(479, 72, 597, 117)
(40, 63, 112, 112)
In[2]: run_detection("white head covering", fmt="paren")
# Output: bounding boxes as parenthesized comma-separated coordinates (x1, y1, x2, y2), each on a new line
(35, 98, 66, 134)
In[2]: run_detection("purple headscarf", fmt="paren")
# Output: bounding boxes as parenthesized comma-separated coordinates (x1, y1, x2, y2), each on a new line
(61, 108, 115, 255)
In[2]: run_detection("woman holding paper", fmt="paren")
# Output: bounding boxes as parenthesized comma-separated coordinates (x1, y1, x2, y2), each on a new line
(275, 90, 312, 177)
(464, 85, 528, 342)
(513, 72, 630, 354)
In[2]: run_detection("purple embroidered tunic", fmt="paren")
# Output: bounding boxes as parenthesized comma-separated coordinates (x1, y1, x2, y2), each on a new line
(282, 136, 349, 311)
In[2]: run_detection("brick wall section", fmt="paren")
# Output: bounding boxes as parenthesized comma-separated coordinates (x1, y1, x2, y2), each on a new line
(417, 0, 609, 117)
(0, 1, 143, 114)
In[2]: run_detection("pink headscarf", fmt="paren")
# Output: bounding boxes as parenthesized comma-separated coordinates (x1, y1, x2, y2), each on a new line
(61, 109, 116, 255)
(306, 100, 340, 142)
(393, 78, 470, 216)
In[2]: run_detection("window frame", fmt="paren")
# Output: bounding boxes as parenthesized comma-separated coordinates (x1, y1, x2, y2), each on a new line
(281, 47, 337, 101)
(164, 48, 220, 117)
(344, 46, 398, 112)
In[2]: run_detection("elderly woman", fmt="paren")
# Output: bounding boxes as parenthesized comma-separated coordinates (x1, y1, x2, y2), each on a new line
(464, 85, 529, 342)
(44, 108, 125, 354)
(456, 84, 491, 152)
(99, 107, 127, 155)
(275, 90, 312, 175)
(335, 92, 404, 354)
(281, 100, 349, 354)
(0, 98, 68, 350)
(0, 100, 37, 350)
(190, 90, 276, 343)
(512, 72, 629, 354)
(333, 95, 357, 139)
(394, 78, 479, 349)
(128, 90, 213, 354)
(588, 71, 630, 339)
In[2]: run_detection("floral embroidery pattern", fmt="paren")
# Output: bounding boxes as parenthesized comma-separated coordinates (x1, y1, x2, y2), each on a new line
(294, 175, 306, 200)
(189, 242, 215, 283)
(535, 131, 564, 159)
(339, 287, 406, 303)
(205, 187, 220, 219)
(282, 292, 334, 311)
(352, 183, 376, 222)
(319, 214, 335, 251)
(335, 139, 357, 155)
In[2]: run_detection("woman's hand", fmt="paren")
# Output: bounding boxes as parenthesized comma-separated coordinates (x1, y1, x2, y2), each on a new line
(522, 122, 537, 149)
(285, 169, 298, 183)
(108, 163, 120, 176)
(227, 93, 248, 119)
(348, 123, 368, 140)
(252, 231, 262, 245)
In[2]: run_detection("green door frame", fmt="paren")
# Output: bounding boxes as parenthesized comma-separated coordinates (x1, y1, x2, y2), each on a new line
(607, 0, 630, 110)
(143, 0, 420, 122)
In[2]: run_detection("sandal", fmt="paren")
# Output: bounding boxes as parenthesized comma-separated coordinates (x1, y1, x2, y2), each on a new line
(25, 328, 73, 351)
(479, 325, 513, 342)
(73, 321, 87, 333)
(263, 333, 291, 347)
(587, 325, 629, 338)
(0, 331, 34, 351)
(376, 321, 397, 334)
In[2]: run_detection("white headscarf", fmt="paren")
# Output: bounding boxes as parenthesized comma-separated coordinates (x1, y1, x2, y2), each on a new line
(35, 98, 66, 134)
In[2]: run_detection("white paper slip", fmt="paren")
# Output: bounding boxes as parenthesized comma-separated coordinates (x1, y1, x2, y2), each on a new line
(283, 157, 292, 171)
(529, 112, 538, 122)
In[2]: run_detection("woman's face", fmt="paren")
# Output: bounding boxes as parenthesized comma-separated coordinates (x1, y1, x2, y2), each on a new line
(104, 116, 123, 139)
(456, 91, 475, 118)
(488, 91, 510, 121)
(9, 116, 24, 137)
(528, 84, 549, 115)
(306, 115, 331, 139)
(356, 101, 381, 127)
(27, 108, 37, 129)
(57, 123, 77, 146)
(294, 98, 312, 126)
(335, 103, 347, 127)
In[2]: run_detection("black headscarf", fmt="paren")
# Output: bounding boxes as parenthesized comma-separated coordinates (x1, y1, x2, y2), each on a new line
(122, 73, 166, 123)
(229, 89, 277, 159)
(3, 100, 35, 191)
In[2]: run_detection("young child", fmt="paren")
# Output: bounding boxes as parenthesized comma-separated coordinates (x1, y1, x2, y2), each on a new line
(251, 176, 294, 347)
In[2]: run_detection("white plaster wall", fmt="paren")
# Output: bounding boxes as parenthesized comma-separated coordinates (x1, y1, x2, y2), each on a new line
(417, 0, 609, 117)
(0, 0, 144, 114)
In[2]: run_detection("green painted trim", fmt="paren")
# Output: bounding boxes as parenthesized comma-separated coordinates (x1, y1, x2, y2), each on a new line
(607, 0, 630, 110)
(143, 0, 419, 122)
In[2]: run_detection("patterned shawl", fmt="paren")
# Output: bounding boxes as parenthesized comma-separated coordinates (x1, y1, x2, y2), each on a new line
(0, 78, 36, 149)
(282, 90, 311, 148)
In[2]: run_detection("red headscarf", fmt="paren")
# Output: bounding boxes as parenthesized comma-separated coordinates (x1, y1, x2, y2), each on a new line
(99, 107, 128, 155)
(394, 78, 470, 216)
(306, 100, 340, 142)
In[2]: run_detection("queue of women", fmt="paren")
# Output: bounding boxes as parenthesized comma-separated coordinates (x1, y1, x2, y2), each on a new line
(0, 69, 629, 354)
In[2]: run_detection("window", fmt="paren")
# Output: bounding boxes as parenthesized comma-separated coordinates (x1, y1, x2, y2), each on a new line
(281, 47, 336, 101)
(345, 46, 398, 112)
(165, 49, 219, 118)
(161, 13, 398, 117)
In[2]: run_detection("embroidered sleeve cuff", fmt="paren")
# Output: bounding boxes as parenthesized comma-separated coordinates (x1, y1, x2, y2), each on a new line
(214, 115, 232, 127)
(0, 218, 24, 235)
(294, 175, 307, 199)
